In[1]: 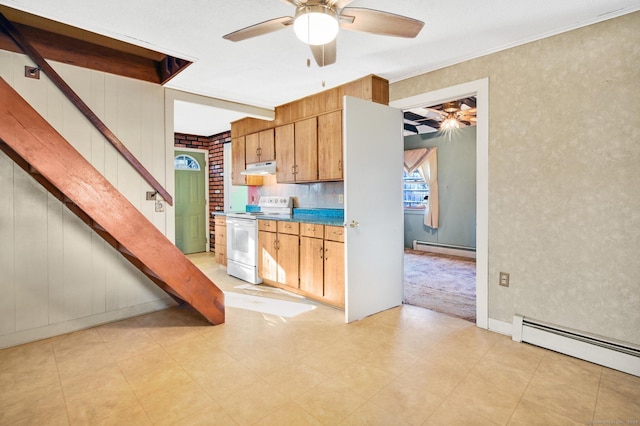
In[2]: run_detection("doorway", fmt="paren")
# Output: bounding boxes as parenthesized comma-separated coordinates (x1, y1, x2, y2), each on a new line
(175, 149, 208, 254)
(390, 78, 489, 329)
(401, 114, 477, 322)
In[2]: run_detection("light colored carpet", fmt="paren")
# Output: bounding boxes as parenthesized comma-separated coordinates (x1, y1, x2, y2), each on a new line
(403, 248, 476, 323)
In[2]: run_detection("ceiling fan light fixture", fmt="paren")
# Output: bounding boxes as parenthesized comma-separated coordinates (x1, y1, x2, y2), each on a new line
(441, 113, 460, 131)
(293, 5, 339, 46)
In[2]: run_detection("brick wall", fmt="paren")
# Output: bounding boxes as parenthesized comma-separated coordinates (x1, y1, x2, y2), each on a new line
(174, 131, 230, 251)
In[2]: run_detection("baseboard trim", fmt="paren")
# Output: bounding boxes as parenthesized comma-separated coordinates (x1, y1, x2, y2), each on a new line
(412, 240, 476, 259)
(0, 298, 176, 349)
(488, 318, 512, 336)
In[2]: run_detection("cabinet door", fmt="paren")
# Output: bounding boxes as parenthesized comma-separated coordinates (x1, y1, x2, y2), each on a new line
(299, 236, 324, 296)
(258, 230, 278, 282)
(318, 110, 343, 181)
(259, 129, 275, 161)
(275, 124, 296, 183)
(324, 240, 345, 308)
(246, 129, 275, 163)
(231, 136, 246, 185)
(245, 132, 260, 164)
(294, 117, 318, 182)
(277, 233, 299, 288)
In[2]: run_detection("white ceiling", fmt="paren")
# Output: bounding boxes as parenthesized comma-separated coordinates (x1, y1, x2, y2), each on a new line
(2, 0, 639, 136)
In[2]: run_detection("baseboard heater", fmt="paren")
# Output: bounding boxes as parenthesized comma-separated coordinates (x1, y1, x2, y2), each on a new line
(413, 240, 476, 259)
(513, 315, 640, 377)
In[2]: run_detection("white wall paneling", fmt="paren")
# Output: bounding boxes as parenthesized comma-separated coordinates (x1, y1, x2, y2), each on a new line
(0, 50, 173, 348)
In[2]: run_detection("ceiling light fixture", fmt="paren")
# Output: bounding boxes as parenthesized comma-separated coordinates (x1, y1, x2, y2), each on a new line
(441, 113, 460, 131)
(293, 5, 339, 46)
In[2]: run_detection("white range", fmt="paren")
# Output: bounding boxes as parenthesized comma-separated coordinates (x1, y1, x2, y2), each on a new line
(225, 196, 293, 284)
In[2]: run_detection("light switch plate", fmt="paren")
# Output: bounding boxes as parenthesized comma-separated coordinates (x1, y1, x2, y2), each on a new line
(499, 272, 510, 287)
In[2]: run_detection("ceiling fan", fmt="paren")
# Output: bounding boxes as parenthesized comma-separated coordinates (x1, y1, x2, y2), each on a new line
(222, 0, 424, 67)
(431, 100, 477, 130)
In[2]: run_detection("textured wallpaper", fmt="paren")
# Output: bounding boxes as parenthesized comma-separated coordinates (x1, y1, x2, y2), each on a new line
(390, 12, 640, 345)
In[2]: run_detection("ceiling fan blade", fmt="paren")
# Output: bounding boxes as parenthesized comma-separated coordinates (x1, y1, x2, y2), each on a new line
(427, 107, 446, 116)
(310, 39, 337, 67)
(339, 7, 424, 38)
(328, 0, 356, 10)
(223, 16, 293, 42)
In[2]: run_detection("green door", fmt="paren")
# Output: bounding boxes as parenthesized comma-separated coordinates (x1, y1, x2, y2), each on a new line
(175, 151, 207, 254)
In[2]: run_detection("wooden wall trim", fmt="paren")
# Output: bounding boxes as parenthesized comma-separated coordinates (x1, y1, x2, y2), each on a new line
(0, 6, 191, 84)
(0, 11, 174, 205)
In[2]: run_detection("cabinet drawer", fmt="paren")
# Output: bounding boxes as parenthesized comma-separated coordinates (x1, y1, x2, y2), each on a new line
(215, 243, 226, 256)
(300, 222, 324, 238)
(215, 224, 226, 238)
(258, 219, 277, 232)
(324, 225, 345, 242)
(214, 216, 227, 226)
(277, 221, 299, 235)
(215, 249, 226, 266)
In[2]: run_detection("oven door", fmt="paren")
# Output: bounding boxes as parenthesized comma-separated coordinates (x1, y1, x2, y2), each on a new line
(226, 216, 257, 267)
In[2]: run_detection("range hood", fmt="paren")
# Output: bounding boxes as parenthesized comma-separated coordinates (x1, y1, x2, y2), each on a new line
(241, 161, 276, 176)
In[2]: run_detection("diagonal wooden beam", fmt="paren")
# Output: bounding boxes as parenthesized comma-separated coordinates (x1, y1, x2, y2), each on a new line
(0, 11, 173, 205)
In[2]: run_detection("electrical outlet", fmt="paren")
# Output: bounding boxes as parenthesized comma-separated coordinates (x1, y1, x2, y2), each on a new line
(499, 272, 510, 287)
(338, 194, 344, 204)
(155, 200, 165, 212)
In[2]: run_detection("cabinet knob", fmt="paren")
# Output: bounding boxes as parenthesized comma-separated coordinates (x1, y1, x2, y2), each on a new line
(349, 220, 359, 228)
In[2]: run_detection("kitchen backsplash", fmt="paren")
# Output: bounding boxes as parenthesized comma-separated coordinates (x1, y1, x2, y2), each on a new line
(256, 175, 344, 208)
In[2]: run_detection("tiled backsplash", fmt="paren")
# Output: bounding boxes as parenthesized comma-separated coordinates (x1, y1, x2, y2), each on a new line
(256, 175, 344, 208)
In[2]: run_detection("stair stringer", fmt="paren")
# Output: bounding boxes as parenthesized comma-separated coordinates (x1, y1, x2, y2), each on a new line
(0, 77, 224, 325)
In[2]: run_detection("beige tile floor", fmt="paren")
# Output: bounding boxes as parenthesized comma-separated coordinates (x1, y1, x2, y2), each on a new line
(1, 252, 639, 425)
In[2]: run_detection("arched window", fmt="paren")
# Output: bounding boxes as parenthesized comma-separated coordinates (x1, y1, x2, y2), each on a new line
(174, 154, 201, 171)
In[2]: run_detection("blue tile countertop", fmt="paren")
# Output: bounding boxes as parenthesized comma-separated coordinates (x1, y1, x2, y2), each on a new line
(264, 208, 344, 226)
(211, 208, 345, 226)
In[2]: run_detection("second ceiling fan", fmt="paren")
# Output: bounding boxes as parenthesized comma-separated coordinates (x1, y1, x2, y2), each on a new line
(223, 0, 424, 67)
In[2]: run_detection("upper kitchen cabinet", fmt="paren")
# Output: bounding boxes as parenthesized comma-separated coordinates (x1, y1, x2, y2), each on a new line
(245, 129, 275, 164)
(275, 123, 295, 182)
(275, 118, 318, 183)
(231, 75, 387, 137)
(293, 117, 318, 182)
(231, 136, 263, 186)
(231, 136, 246, 186)
(230, 74, 389, 186)
(318, 110, 343, 181)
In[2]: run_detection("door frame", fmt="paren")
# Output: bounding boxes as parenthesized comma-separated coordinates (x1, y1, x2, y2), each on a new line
(390, 78, 489, 329)
(174, 147, 210, 252)
(164, 88, 273, 243)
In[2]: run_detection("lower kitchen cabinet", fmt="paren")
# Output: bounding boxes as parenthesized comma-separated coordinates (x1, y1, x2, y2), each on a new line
(277, 233, 299, 288)
(323, 225, 345, 308)
(214, 216, 227, 266)
(257, 220, 299, 289)
(323, 240, 345, 308)
(299, 223, 345, 308)
(258, 220, 345, 308)
(258, 229, 278, 282)
(299, 236, 324, 296)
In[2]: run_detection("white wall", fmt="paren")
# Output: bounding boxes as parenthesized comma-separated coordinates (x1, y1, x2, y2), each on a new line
(0, 50, 173, 348)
